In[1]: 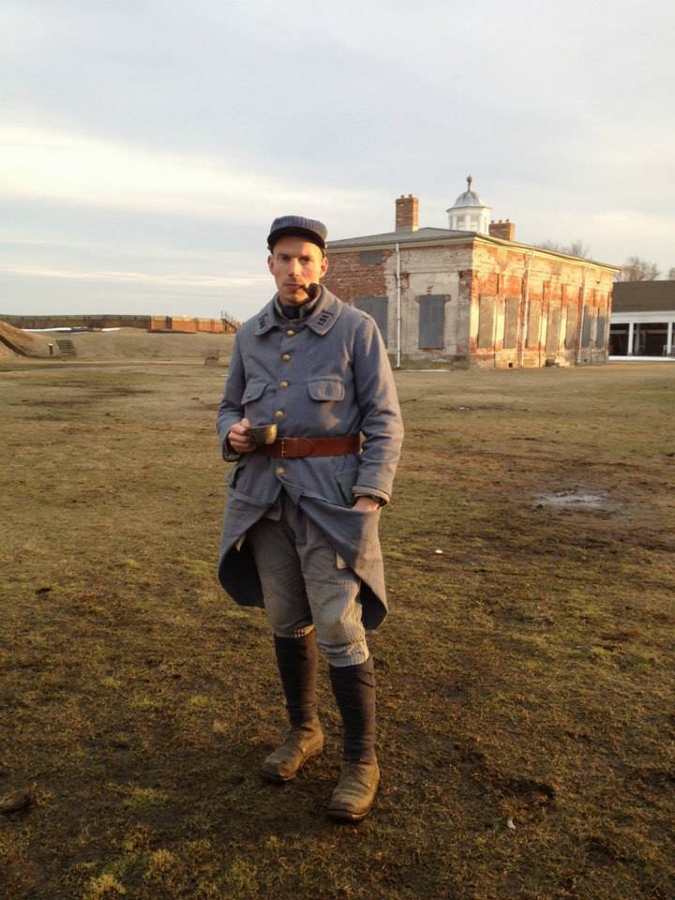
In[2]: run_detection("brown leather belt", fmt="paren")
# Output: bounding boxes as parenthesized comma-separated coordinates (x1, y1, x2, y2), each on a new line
(253, 434, 361, 459)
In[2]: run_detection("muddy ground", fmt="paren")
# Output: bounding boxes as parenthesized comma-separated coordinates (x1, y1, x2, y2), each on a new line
(1, 344, 673, 899)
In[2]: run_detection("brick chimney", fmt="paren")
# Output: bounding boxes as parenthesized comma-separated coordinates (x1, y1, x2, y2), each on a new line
(395, 194, 419, 232)
(489, 219, 515, 241)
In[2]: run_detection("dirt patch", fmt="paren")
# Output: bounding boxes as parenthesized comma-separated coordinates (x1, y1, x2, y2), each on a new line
(535, 488, 614, 510)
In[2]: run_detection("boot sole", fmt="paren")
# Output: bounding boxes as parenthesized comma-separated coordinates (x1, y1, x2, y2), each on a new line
(327, 803, 374, 823)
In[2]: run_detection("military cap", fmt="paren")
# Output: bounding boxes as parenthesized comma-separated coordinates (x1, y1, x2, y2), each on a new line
(267, 215, 328, 252)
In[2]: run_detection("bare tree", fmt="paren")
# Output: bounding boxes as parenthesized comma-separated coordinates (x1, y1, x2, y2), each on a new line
(615, 257, 661, 282)
(536, 239, 591, 258)
(668, 267, 675, 280)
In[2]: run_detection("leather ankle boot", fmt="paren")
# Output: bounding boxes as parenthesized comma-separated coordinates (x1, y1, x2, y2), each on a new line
(260, 718, 324, 783)
(328, 759, 380, 822)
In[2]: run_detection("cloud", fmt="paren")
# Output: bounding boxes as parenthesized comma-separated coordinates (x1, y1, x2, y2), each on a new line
(1, 263, 269, 291)
(1, 125, 377, 221)
(2, 0, 675, 319)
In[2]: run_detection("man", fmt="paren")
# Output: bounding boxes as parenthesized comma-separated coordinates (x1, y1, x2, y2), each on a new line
(216, 215, 403, 822)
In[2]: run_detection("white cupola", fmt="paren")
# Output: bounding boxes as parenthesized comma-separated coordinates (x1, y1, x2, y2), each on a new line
(446, 175, 492, 235)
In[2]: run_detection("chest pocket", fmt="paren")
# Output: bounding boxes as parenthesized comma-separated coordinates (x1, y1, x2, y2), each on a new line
(308, 377, 345, 401)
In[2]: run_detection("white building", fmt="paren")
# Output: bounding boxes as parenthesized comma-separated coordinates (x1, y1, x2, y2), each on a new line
(609, 282, 675, 358)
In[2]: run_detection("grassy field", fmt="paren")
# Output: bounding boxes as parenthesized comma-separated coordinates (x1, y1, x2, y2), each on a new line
(1, 340, 674, 899)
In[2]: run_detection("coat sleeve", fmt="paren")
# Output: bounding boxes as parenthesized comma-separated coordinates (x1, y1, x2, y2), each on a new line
(351, 316, 404, 503)
(216, 334, 246, 461)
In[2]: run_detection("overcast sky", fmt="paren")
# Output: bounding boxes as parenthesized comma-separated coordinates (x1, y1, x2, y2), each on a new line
(2, 0, 674, 323)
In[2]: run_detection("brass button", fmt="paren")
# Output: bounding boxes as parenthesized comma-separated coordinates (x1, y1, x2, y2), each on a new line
(282, 353, 291, 361)
(274, 410, 284, 419)
(276, 466, 285, 476)
(286, 329, 295, 337)
(279, 381, 289, 389)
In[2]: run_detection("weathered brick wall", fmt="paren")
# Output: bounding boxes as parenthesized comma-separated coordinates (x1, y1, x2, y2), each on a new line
(393, 244, 473, 360)
(325, 239, 615, 367)
(195, 318, 226, 333)
(470, 242, 615, 367)
(324, 250, 391, 302)
(150, 317, 238, 333)
(326, 242, 475, 361)
(169, 316, 197, 333)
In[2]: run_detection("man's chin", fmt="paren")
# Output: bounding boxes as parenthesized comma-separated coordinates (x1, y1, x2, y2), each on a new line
(280, 289, 309, 307)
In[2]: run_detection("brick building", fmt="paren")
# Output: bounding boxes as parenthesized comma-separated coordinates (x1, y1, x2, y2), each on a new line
(323, 179, 619, 368)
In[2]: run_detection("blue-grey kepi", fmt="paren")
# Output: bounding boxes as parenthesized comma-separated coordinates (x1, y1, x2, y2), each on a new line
(267, 215, 328, 251)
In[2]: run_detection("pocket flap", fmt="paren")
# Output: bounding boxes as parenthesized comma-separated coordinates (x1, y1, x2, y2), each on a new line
(308, 377, 345, 401)
(242, 379, 267, 403)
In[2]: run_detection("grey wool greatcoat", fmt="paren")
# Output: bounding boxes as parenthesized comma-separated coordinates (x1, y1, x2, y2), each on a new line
(216, 286, 403, 630)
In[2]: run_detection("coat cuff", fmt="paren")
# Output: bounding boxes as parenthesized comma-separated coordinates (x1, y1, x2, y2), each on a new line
(353, 488, 388, 506)
(222, 435, 241, 462)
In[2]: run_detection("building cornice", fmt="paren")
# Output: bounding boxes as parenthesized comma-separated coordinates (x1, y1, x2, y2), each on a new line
(327, 229, 620, 273)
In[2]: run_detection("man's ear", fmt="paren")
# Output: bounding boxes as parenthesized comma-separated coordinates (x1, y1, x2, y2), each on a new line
(267, 254, 274, 274)
(320, 254, 329, 278)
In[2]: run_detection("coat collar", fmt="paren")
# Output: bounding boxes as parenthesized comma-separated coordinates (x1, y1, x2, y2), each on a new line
(254, 287, 343, 336)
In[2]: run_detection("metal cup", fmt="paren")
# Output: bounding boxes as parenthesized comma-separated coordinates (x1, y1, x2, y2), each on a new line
(247, 423, 278, 447)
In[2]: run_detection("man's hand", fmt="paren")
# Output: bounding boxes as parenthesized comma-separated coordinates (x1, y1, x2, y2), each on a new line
(227, 418, 254, 454)
(352, 496, 382, 513)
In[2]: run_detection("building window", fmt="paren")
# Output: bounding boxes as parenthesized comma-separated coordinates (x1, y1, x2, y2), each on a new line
(478, 295, 495, 348)
(360, 250, 383, 266)
(353, 296, 388, 345)
(418, 295, 446, 349)
(546, 306, 561, 354)
(581, 306, 593, 347)
(503, 297, 520, 349)
(526, 302, 541, 348)
(596, 315, 606, 348)
(565, 305, 578, 348)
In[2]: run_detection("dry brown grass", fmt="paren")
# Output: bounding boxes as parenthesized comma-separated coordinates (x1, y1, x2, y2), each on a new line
(0, 320, 235, 362)
(1, 338, 674, 899)
(0, 320, 44, 357)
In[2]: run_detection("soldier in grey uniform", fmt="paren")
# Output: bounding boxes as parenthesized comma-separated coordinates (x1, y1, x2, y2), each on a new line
(216, 215, 403, 821)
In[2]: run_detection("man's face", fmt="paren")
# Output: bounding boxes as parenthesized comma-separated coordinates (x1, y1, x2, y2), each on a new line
(267, 236, 328, 306)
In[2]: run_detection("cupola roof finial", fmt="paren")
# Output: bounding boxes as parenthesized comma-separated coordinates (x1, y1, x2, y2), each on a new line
(467, 174, 473, 191)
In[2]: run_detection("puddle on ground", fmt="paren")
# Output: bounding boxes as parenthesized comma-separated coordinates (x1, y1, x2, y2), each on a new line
(535, 489, 611, 510)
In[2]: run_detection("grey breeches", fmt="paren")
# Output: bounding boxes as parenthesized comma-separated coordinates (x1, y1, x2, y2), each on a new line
(246, 492, 369, 667)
